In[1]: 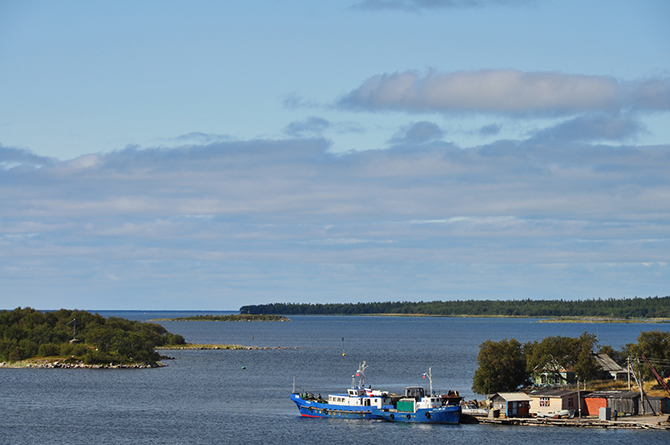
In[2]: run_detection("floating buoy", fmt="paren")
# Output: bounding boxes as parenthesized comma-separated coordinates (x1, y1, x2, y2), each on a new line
(242, 366, 246, 369)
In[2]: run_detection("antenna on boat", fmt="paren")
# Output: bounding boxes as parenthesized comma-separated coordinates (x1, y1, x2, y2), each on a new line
(352, 361, 368, 388)
(423, 367, 433, 395)
(293, 376, 296, 394)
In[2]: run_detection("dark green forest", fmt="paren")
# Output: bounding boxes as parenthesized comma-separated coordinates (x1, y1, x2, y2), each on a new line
(240, 296, 670, 318)
(0, 307, 185, 365)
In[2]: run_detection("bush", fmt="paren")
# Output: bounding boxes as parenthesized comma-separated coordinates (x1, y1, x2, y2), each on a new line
(37, 343, 60, 357)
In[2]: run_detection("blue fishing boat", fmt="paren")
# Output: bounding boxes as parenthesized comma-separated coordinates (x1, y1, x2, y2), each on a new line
(375, 368, 461, 424)
(290, 361, 392, 419)
(291, 363, 461, 424)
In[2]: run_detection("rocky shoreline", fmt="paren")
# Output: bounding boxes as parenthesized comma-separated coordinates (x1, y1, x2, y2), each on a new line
(0, 360, 165, 369)
(156, 344, 295, 350)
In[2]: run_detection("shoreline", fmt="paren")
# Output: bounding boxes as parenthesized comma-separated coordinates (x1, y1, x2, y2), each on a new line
(156, 344, 295, 350)
(314, 313, 670, 323)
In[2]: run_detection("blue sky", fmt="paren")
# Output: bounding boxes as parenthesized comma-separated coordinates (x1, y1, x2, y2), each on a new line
(1, 0, 669, 310)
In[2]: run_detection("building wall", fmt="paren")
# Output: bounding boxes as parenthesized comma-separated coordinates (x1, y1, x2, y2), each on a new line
(584, 397, 606, 416)
(530, 394, 576, 415)
(530, 396, 560, 415)
(561, 394, 577, 411)
(609, 397, 638, 415)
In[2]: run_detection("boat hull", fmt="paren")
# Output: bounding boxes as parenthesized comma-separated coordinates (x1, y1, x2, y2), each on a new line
(377, 406, 461, 424)
(291, 393, 377, 420)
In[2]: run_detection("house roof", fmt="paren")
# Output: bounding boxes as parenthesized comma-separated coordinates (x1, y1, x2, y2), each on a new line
(529, 388, 577, 398)
(609, 391, 641, 400)
(646, 396, 670, 401)
(491, 392, 532, 402)
(584, 390, 629, 399)
(594, 353, 625, 372)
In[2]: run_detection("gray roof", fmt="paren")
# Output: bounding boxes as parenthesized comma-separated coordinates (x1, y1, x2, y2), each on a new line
(609, 391, 641, 399)
(584, 390, 629, 398)
(491, 392, 532, 402)
(529, 388, 577, 398)
(594, 354, 625, 372)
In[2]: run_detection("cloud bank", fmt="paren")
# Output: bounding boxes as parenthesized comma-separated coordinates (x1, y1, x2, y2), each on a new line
(2, 134, 669, 308)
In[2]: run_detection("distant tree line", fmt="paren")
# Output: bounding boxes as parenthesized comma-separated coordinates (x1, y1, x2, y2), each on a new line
(472, 330, 670, 395)
(240, 296, 670, 318)
(0, 307, 185, 365)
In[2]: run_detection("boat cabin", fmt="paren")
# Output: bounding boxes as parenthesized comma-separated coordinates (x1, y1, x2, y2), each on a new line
(403, 386, 443, 410)
(328, 390, 391, 409)
(405, 386, 425, 399)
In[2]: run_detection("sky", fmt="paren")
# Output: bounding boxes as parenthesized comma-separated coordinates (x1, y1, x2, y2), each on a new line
(1, 0, 669, 310)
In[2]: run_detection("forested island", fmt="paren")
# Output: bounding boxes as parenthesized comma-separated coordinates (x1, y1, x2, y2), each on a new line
(240, 296, 670, 319)
(0, 307, 186, 366)
(153, 314, 291, 322)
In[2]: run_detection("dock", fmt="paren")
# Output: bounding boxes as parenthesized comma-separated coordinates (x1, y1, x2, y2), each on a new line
(467, 415, 670, 430)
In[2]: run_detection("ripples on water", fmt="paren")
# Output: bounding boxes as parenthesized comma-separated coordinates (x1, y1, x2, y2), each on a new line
(1, 313, 668, 444)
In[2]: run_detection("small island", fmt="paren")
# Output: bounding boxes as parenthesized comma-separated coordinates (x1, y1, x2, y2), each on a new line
(0, 307, 186, 368)
(153, 314, 291, 322)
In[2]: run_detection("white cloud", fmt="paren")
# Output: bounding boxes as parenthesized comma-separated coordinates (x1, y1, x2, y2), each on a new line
(528, 114, 645, 143)
(338, 70, 670, 116)
(388, 121, 445, 144)
(284, 117, 330, 137)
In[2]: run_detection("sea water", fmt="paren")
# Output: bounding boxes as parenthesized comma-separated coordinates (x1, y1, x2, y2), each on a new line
(1, 313, 668, 444)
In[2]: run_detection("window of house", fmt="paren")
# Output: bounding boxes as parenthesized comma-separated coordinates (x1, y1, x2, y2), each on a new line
(567, 397, 574, 407)
(539, 397, 550, 407)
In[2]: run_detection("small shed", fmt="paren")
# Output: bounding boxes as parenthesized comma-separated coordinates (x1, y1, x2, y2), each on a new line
(490, 393, 532, 418)
(640, 396, 670, 415)
(608, 391, 640, 416)
(583, 390, 626, 416)
(529, 389, 578, 417)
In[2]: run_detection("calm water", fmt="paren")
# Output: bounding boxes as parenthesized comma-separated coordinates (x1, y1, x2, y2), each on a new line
(1, 313, 668, 444)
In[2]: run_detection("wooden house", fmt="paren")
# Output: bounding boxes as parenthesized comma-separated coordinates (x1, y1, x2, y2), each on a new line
(593, 354, 628, 380)
(533, 353, 627, 387)
(529, 389, 578, 416)
(532, 369, 575, 387)
(489, 393, 532, 418)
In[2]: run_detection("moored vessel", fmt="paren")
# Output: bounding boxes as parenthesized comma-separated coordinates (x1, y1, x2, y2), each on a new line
(290, 361, 392, 419)
(376, 368, 461, 424)
(290, 363, 461, 424)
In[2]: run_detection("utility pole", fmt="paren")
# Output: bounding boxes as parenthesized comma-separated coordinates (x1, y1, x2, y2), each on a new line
(577, 379, 581, 418)
(632, 358, 645, 415)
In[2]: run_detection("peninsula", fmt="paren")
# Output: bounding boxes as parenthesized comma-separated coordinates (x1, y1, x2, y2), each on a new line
(152, 314, 291, 322)
(240, 296, 670, 320)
